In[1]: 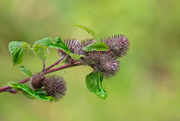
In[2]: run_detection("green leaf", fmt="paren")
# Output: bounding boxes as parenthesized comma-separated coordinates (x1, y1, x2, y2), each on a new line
(54, 37, 63, 43)
(8, 41, 31, 66)
(9, 41, 25, 66)
(73, 24, 100, 42)
(52, 37, 84, 59)
(5, 81, 57, 102)
(35, 37, 53, 46)
(86, 71, 107, 99)
(52, 37, 71, 53)
(35, 37, 83, 60)
(22, 42, 31, 50)
(82, 42, 109, 51)
(19, 66, 33, 77)
(33, 45, 47, 62)
(35, 88, 47, 96)
(12, 48, 23, 66)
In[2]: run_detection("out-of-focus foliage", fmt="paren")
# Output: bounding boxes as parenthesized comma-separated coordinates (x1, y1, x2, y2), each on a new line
(0, 0, 180, 121)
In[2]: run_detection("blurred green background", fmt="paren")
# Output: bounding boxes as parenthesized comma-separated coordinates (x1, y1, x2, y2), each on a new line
(0, 0, 180, 121)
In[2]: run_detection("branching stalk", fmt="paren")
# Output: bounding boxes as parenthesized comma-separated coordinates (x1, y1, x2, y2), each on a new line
(0, 59, 80, 93)
(45, 56, 65, 71)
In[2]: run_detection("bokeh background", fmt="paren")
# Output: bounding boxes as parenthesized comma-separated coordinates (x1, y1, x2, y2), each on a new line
(0, 0, 180, 121)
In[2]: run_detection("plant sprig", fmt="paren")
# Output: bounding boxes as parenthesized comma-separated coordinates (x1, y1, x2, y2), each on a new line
(0, 25, 130, 102)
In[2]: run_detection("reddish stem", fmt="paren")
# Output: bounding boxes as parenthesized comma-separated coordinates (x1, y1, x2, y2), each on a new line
(43, 62, 80, 74)
(42, 61, 46, 71)
(45, 56, 65, 71)
(0, 61, 80, 93)
(0, 78, 30, 93)
(0, 86, 11, 92)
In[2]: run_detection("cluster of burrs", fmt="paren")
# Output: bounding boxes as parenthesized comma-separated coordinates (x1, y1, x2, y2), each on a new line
(59, 34, 129, 78)
(29, 34, 129, 101)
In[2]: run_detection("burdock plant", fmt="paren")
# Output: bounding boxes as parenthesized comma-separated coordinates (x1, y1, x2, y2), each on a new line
(0, 24, 130, 102)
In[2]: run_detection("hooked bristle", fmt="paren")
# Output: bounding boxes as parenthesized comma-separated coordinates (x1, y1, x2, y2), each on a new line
(96, 54, 119, 78)
(42, 75, 66, 101)
(101, 34, 130, 57)
(58, 39, 82, 63)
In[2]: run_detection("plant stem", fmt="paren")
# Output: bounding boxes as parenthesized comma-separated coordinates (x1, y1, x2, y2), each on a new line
(43, 62, 80, 74)
(42, 61, 46, 71)
(0, 61, 80, 93)
(45, 56, 65, 71)
(0, 77, 31, 93)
